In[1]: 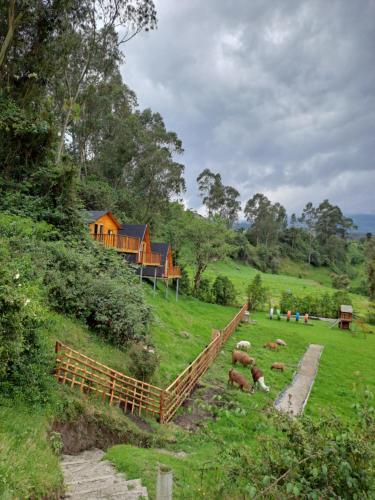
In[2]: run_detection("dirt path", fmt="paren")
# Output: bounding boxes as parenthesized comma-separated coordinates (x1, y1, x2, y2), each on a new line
(61, 449, 148, 499)
(275, 344, 324, 417)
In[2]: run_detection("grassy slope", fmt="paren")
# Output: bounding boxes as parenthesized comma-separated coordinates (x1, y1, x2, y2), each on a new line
(200, 258, 369, 316)
(1, 258, 371, 498)
(107, 312, 375, 498)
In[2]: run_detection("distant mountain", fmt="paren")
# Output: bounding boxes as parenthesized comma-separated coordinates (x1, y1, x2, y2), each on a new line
(348, 214, 375, 235)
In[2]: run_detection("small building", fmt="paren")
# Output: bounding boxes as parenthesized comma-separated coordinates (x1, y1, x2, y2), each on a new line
(140, 242, 181, 279)
(120, 224, 161, 266)
(87, 211, 140, 254)
(339, 305, 353, 330)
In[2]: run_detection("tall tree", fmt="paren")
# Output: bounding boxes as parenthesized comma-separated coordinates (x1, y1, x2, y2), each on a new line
(197, 168, 241, 226)
(299, 202, 318, 264)
(244, 193, 286, 248)
(185, 213, 230, 294)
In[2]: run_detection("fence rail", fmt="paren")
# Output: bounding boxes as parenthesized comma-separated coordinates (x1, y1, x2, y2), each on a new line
(90, 233, 140, 254)
(55, 304, 247, 423)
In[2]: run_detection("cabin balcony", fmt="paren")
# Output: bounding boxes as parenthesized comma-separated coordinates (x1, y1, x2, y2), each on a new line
(140, 250, 162, 266)
(168, 266, 181, 279)
(90, 233, 140, 253)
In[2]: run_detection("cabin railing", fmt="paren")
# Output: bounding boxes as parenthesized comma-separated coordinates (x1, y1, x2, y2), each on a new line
(90, 233, 140, 253)
(168, 266, 181, 278)
(140, 250, 162, 266)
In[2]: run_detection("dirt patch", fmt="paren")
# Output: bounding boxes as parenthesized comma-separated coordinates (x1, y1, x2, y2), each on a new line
(52, 411, 159, 455)
(126, 413, 154, 433)
(173, 383, 225, 431)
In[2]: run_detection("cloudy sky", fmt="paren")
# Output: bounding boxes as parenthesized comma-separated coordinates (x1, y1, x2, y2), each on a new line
(120, 0, 375, 216)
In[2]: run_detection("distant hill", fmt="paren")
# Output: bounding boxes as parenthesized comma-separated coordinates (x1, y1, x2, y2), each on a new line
(348, 214, 375, 235)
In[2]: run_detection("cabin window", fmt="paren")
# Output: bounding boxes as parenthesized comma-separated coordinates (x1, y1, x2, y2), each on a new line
(94, 224, 98, 234)
(99, 225, 104, 234)
(108, 229, 113, 235)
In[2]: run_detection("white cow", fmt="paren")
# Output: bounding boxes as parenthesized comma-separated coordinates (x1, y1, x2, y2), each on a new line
(236, 340, 251, 351)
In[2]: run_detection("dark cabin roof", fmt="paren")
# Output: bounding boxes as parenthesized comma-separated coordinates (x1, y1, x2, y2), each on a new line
(151, 242, 170, 266)
(119, 224, 147, 240)
(86, 210, 108, 223)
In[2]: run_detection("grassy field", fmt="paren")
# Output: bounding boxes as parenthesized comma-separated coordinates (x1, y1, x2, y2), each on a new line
(198, 258, 369, 316)
(107, 312, 375, 498)
(1, 259, 373, 498)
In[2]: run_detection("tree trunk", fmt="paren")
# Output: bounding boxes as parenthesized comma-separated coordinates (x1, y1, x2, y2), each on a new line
(0, 1, 23, 69)
(193, 263, 206, 295)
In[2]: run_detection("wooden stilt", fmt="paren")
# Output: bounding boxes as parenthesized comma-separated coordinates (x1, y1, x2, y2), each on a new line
(176, 278, 179, 301)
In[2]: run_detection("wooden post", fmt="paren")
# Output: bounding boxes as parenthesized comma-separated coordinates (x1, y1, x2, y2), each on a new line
(175, 278, 179, 302)
(140, 265, 143, 283)
(156, 464, 173, 500)
(159, 391, 165, 424)
(154, 267, 157, 295)
(165, 279, 169, 299)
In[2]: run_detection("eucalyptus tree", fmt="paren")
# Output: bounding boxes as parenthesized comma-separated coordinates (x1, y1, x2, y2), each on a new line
(197, 168, 241, 226)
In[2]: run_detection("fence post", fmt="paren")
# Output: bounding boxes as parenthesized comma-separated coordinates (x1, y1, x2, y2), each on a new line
(159, 391, 165, 424)
(156, 464, 173, 500)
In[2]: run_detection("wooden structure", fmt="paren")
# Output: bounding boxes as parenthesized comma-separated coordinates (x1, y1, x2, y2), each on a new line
(55, 304, 248, 423)
(88, 211, 140, 254)
(140, 243, 181, 280)
(339, 304, 353, 330)
(120, 224, 162, 266)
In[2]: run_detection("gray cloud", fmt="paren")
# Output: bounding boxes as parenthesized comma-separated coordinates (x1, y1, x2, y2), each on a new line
(120, 0, 375, 215)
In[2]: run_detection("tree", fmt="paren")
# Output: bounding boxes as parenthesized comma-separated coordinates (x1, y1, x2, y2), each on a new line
(298, 202, 318, 264)
(185, 214, 230, 294)
(212, 275, 236, 305)
(197, 168, 241, 226)
(365, 237, 375, 299)
(244, 193, 286, 248)
(246, 274, 267, 311)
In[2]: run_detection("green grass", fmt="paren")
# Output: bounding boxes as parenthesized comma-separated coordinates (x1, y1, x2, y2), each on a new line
(0, 404, 63, 499)
(198, 258, 369, 316)
(107, 312, 375, 498)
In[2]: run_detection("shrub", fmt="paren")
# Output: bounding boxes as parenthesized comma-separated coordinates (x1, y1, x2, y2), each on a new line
(218, 395, 375, 498)
(178, 265, 191, 295)
(0, 259, 51, 402)
(127, 341, 160, 382)
(194, 277, 214, 303)
(332, 273, 350, 290)
(212, 275, 236, 305)
(280, 290, 352, 317)
(247, 274, 268, 311)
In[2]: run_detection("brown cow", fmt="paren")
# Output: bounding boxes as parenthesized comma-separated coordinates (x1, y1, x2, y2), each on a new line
(232, 350, 255, 367)
(228, 368, 251, 392)
(271, 362, 285, 371)
(264, 342, 278, 350)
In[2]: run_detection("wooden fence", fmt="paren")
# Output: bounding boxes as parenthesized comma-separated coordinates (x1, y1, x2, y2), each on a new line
(55, 304, 248, 423)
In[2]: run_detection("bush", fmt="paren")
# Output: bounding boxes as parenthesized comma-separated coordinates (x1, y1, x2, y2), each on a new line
(194, 277, 214, 303)
(332, 273, 350, 290)
(217, 395, 375, 498)
(0, 259, 51, 402)
(211, 275, 236, 305)
(246, 274, 268, 311)
(127, 341, 160, 382)
(178, 265, 191, 295)
(280, 290, 352, 317)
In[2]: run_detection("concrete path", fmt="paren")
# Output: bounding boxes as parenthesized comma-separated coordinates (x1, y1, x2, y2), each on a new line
(275, 344, 324, 417)
(61, 449, 148, 499)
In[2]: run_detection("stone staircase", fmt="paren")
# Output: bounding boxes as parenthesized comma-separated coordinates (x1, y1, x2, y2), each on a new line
(61, 449, 148, 499)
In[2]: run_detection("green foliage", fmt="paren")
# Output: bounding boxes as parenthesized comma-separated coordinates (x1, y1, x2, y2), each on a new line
(365, 237, 375, 299)
(44, 240, 152, 347)
(332, 273, 350, 290)
(178, 265, 192, 295)
(246, 273, 268, 311)
(127, 341, 160, 382)
(211, 275, 236, 306)
(368, 302, 375, 325)
(219, 396, 375, 498)
(194, 277, 214, 303)
(280, 289, 352, 317)
(0, 250, 52, 402)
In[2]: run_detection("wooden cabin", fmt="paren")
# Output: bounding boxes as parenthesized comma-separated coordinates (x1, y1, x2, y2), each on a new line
(120, 224, 161, 266)
(339, 304, 353, 330)
(87, 211, 140, 253)
(140, 242, 181, 279)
